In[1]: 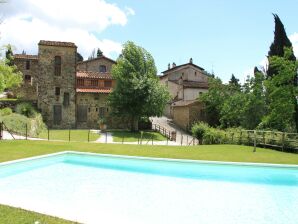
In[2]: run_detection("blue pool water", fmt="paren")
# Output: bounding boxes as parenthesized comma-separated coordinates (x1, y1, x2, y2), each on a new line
(0, 151, 297, 224)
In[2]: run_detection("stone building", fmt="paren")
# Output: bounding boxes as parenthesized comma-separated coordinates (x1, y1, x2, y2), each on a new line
(160, 59, 209, 130)
(14, 40, 119, 129)
(14, 54, 38, 101)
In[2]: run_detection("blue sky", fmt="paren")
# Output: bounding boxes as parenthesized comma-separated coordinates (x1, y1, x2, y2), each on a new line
(0, 0, 297, 82)
(102, 0, 298, 82)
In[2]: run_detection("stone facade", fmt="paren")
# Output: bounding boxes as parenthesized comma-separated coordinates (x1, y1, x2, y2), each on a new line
(14, 40, 119, 129)
(37, 41, 77, 128)
(14, 55, 39, 100)
(160, 59, 209, 130)
(77, 56, 115, 73)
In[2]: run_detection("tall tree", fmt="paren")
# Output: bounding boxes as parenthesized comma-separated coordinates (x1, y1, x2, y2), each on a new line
(200, 77, 229, 127)
(242, 67, 266, 129)
(261, 48, 297, 132)
(228, 74, 241, 92)
(5, 44, 14, 66)
(267, 14, 296, 77)
(108, 41, 170, 131)
(76, 52, 83, 62)
(97, 48, 103, 57)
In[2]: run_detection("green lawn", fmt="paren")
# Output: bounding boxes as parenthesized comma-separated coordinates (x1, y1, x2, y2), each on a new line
(38, 129, 100, 142)
(0, 140, 297, 223)
(0, 204, 77, 224)
(111, 130, 167, 142)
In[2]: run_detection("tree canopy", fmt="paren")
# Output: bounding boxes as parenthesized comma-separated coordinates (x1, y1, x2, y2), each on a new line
(108, 41, 170, 131)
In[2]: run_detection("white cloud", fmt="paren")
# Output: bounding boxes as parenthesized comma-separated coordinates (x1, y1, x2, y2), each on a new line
(0, 0, 134, 59)
(289, 32, 298, 58)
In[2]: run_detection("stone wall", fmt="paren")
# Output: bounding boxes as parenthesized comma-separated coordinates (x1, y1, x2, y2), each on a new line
(77, 57, 114, 73)
(172, 106, 189, 130)
(14, 58, 39, 100)
(37, 44, 77, 128)
(76, 92, 109, 129)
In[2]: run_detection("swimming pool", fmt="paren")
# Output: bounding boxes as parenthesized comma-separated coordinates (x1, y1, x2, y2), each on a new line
(0, 151, 297, 224)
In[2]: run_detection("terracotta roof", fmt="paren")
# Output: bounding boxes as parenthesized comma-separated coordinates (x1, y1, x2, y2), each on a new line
(38, 40, 77, 48)
(77, 55, 116, 64)
(76, 71, 113, 79)
(162, 62, 205, 74)
(14, 54, 38, 60)
(172, 100, 200, 107)
(76, 88, 112, 93)
(173, 80, 208, 89)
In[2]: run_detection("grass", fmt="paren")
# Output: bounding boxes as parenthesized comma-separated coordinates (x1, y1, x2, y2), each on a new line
(38, 129, 100, 142)
(0, 140, 297, 223)
(111, 130, 167, 142)
(0, 204, 77, 224)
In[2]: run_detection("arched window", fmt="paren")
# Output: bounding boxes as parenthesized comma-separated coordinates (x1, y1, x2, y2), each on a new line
(54, 56, 61, 76)
(99, 65, 107, 73)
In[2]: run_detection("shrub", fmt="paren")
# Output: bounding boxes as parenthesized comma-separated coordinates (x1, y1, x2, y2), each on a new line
(138, 117, 152, 130)
(191, 122, 209, 144)
(15, 102, 37, 118)
(0, 112, 46, 137)
(203, 127, 225, 144)
(0, 107, 12, 116)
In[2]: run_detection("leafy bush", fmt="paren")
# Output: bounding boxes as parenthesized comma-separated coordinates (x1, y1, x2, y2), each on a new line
(0, 112, 46, 137)
(0, 107, 12, 116)
(191, 122, 210, 144)
(203, 127, 226, 144)
(15, 102, 37, 118)
(138, 117, 152, 130)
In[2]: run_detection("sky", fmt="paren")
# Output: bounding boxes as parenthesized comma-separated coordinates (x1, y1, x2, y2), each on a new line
(0, 0, 297, 83)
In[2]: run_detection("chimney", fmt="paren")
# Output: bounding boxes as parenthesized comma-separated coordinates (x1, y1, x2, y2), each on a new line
(168, 63, 170, 70)
(189, 58, 193, 64)
(172, 62, 176, 68)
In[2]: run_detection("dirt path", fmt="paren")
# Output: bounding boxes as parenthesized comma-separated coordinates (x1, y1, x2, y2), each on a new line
(151, 116, 198, 145)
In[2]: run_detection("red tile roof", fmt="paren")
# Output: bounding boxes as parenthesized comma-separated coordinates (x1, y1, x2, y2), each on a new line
(38, 40, 77, 48)
(14, 54, 38, 60)
(76, 71, 113, 79)
(76, 88, 112, 93)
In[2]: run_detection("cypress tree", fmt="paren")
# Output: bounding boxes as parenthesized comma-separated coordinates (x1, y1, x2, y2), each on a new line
(267, 14, 296, 77)
(5, 44, 14, 66)
(97, 48, 103, 57)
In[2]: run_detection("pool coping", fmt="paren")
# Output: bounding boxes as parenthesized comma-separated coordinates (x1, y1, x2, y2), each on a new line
(1, 150, 298, 169)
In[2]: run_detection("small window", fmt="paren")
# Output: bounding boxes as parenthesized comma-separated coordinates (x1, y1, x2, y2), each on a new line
(99, 107, 105, 118)
(55, 87, 60, 96)
(63, 92, 70, 106)
(96, 108, 98, 112)
(88, 108, 91, 113)
(99, 65, 107, 73)
(26, 60, 30, 70)
(77, 79, 84, 86)
(24, 75, 31, 84)
(104, 80, 112, 88)
(54, 56, 61, 76)
(94, 95, 99, 100)
(195, 72, 197, 76)
(91, 80, 98, 86)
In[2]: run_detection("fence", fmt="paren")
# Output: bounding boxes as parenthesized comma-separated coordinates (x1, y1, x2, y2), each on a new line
(222, 130, 298, 153)
(152, 123, 176, 141)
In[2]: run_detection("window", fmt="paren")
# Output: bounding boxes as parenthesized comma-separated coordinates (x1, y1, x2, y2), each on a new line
(54, 56, 61, 76)
(96, 108, 98, 112)
(99, 107, 105, 118)
(55, 87, 60, 96)
(88, 107, 91, 113)
(26, 60, 30, 70)
(77, 79, 84, 86)
(24, 75, 31, 84)
(53, 105, 62, 125)
(99, 65, 107, 73)
(104, 80, 112, 88)
(91, 80, 98, 86)
(63, 92, 70, 106)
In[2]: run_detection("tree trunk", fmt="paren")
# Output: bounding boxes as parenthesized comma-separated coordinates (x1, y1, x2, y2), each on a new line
(130, 116, 139, 132)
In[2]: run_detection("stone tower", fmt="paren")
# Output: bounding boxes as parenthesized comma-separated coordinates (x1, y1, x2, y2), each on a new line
(37, 40, 77, 128)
